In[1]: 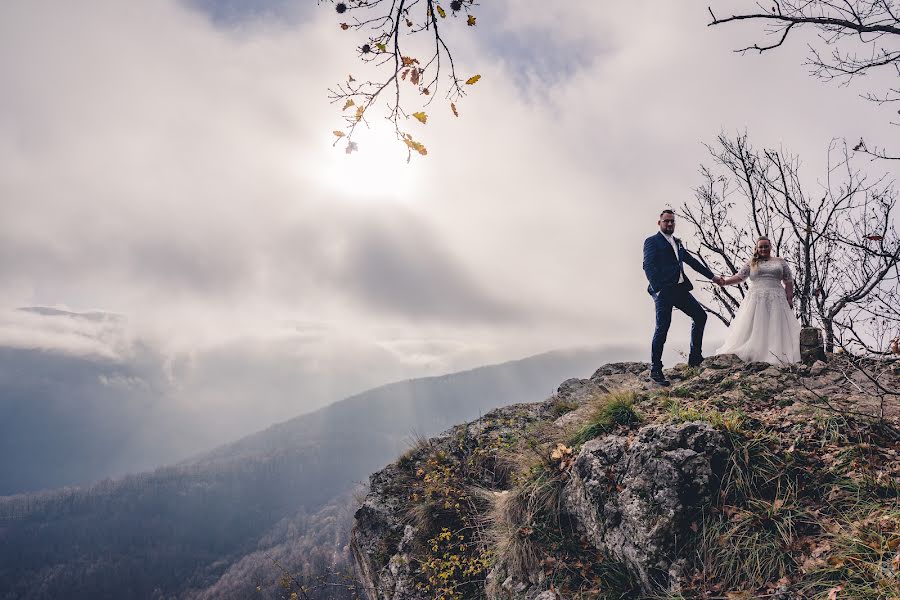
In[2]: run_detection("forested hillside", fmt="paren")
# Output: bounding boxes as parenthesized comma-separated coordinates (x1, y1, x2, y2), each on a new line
(0, 347, 635, 599)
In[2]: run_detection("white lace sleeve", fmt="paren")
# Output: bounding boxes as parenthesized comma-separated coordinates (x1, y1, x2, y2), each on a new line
(781, 258, 794, 283)
(735, 262, 751, 282)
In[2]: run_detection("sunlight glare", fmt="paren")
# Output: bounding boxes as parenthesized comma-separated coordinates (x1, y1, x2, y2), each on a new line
(314, 128, 420, 202)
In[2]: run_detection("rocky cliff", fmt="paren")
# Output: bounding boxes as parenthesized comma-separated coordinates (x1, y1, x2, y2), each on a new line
(351, 356, 899, 600)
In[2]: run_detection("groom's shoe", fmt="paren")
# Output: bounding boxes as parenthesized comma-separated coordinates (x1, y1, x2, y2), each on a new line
(649, 369, 670, 387)
(688, 355, 704, 368)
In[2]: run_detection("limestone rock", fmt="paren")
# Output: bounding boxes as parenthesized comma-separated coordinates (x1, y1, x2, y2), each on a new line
(562, 422, 727, 593)
(351, 464, 419, 600)
(701, 353, 744, 370)
(556, 377, 608, 404)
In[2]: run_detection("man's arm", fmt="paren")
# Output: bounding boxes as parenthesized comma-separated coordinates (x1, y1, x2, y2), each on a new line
(643, 238, 660, 289)
(682, 248, 717, 281)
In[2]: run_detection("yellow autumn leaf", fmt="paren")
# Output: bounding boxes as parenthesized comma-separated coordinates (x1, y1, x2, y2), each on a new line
(467, 15, 476, 26)
(375, 42, 387, 52)
(465, 74, 481, 85)
(355, 105, 365, 121)
(333, 130, 345, 137)
(403, 136, 428, 156)
(342, 99, 354, 110)
(412, 112, 427, 124)
(436, 5, 446, 18)
(450, 102, 458, 117)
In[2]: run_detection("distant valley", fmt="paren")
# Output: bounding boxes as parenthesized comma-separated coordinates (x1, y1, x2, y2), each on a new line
(0, 345, 641, 599)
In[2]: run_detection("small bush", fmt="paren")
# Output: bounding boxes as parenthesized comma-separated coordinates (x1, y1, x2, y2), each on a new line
(405, 446, 493, 600)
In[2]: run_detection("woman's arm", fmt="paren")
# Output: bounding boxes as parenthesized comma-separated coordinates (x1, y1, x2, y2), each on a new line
(720, 262, 751, 286)
(781, 258, 795, 307)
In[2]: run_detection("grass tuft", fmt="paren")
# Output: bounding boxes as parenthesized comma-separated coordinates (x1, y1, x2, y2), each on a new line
(548, 397, 580, 418)
(798, 506, 900, 600)
(569, 391, 641, 446)
(696, 508, 797, 589)
(670, 385, 693, 398)
(664, 399, 746, 434)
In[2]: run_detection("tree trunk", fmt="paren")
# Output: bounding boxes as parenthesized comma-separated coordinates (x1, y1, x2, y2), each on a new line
(822, 318, 834, 353)
(801, 212, 813, 327)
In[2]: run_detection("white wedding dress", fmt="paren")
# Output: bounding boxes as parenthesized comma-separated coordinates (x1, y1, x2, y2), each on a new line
(716, 257, 801, 364)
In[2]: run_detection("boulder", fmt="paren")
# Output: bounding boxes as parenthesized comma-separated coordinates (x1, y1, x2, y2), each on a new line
(562, 422, 727, 593)
(800, 327, 826, 364)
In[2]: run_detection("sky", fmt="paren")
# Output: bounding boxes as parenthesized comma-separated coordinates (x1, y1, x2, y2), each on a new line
(1, 0, 898, 421)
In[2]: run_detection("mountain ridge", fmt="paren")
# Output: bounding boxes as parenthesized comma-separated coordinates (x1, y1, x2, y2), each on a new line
(0, 345, 640, 600)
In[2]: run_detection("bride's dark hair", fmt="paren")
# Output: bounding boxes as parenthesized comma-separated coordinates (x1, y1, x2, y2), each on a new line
(750, 236, 771, 269)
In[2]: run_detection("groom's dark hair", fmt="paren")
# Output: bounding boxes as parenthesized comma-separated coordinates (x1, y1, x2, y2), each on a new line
(660, 209, 675, 218)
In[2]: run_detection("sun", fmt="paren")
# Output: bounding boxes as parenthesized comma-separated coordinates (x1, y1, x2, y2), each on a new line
(312, 128, 421, 202)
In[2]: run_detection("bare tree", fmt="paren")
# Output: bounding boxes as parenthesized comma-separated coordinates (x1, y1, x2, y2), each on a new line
(323, 0, 481, 158)
(708, 0, 900, 158)
(681, 133, 900, 352)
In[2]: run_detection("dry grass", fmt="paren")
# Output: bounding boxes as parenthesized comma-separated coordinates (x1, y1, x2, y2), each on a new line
(797, 506, 900, 599)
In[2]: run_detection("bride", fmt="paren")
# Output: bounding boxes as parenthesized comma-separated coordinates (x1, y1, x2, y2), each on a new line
(715, 236, 801, 364)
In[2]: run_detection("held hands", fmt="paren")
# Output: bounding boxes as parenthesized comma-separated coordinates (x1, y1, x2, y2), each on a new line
(712, 275, 726, 287)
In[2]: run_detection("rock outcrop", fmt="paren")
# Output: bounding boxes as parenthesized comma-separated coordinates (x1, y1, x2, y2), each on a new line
(350, 355, 900, 600)
(563, 422, 726, 591)
(351, 463, 417, 600)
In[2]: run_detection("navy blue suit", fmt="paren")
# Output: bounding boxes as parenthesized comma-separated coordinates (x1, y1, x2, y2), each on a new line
(642, 232, 715, 371)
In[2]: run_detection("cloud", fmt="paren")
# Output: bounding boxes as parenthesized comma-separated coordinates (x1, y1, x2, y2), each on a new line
(183, 0, 311, 26)
(0, 307, 132, 359)
(0, 0, 896, 379)
(317, 208, 523, 323)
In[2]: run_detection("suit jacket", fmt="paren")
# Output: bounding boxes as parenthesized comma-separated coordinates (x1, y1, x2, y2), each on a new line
(643, 231, 715, 295)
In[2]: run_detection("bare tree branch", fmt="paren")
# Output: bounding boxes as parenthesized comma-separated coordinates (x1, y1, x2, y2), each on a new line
(708, 1, 900, 157)
(684, 133, 900, 352)
(325, 0, 479, 157)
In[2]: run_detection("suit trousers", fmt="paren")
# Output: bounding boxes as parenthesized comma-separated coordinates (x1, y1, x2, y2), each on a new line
(651, 283, 707, 371)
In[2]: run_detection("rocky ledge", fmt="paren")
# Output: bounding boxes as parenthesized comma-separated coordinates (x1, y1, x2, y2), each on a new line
(351, 355, 900, 600)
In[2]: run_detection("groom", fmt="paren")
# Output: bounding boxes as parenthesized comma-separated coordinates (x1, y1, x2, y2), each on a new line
(643, 209, 723, 386)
